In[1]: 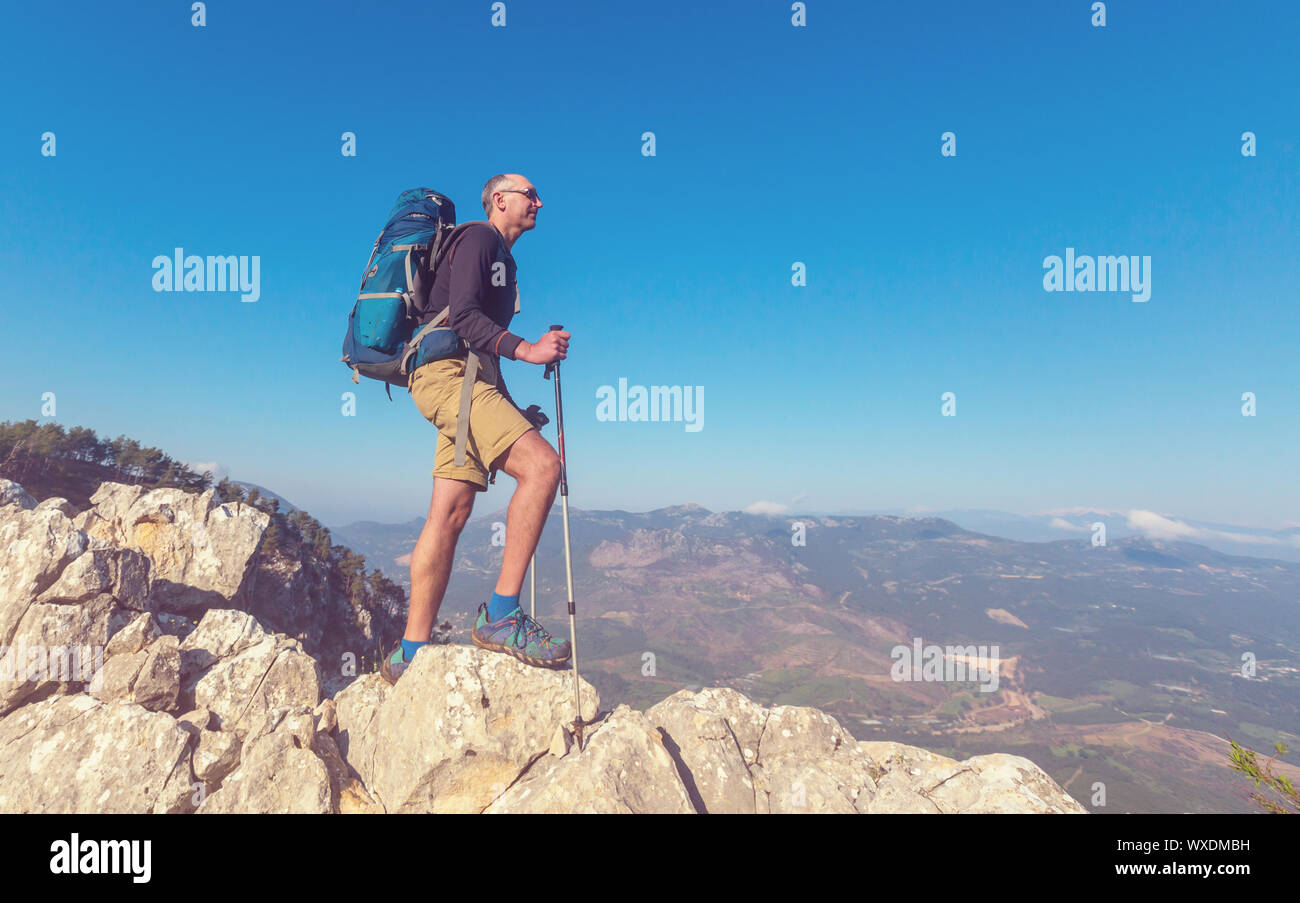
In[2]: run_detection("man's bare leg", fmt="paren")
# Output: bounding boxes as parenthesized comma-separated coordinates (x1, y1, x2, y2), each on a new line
(493, 429, 561, 597)
(406, 476, 477, 642)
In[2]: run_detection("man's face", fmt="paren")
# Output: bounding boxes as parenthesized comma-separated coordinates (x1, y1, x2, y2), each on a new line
(497, 176, 542, 232)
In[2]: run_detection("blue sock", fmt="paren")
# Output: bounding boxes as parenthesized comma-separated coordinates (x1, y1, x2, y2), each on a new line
(400, 638, 427, 662)
(488, 591, 521, 621)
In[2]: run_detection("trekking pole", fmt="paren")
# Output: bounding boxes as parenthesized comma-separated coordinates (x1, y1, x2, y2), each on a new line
(529, 554, 536, 619)
(544, 324, 583, 745)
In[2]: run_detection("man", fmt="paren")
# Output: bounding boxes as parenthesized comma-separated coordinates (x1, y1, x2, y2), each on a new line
(381, 173, 572, 683)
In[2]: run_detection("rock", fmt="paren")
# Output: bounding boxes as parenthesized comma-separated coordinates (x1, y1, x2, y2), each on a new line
(88, 633, 180, 713)
(21, 479, 399, 688)
(650, 687, 767, 764)
(242, 705, 316, 757)
(197, 704, 333, 814)
(858, 740, 959, 774)
(0, 479, 36, 510)
(130, 635, 181, 711)
(193, 729, 242, 787)
(645, 690, 881, 814)
(849, 744, 1087, 814)
(313, 697, 337, 735)
(80, 482, 268, 613)
(752, 703, 882, 813)
(343, 644, 599, 813)
(548, 722, 572, 759)
(640, 689, 1087, 815)
(646, 688, 757, 813)
(175, 609, 320, 737)
(333, 673, 391, 762)
(191, 637, 320, 737)
(0, 500, 89, 644)
(177, 706, 211, 731)
(0, 694, 195, 813)
(36, 547, 151, 610)
(907, 754, 1088, 814)
(76, 483, 145, 536)
(486, 705, 695, 814)
(179, 608, 267, 679)
(0, 496, 150, 716)
(198, 742, 331, 814)
(0, 590, 121, 716)
(106, 612, 162, 656)
(860, 769, 945, 813)
(35, 498, 76, 517)
(312, 729, 381, 814)
(757, 757, 871, 814)
(88, 647, 148, 704)
(337, 775, 384, 814)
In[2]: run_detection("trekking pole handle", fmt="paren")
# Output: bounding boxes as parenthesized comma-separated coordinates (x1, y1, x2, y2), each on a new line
(543, 324, 564, 379)
(545, 325, 568, 497)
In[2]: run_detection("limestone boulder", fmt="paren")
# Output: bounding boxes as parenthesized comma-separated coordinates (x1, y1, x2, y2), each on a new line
(0, 694, 196, 814)
(342, 644, 598, 813)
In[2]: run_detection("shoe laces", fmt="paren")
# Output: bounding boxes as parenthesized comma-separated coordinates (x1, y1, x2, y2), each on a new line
(513, 611, 553, 648)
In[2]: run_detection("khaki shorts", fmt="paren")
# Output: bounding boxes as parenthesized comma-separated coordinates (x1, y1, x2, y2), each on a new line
(409, 357, 533, 491)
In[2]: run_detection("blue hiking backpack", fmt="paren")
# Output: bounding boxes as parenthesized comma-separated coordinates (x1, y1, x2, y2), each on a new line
(340, 188, 480, 399)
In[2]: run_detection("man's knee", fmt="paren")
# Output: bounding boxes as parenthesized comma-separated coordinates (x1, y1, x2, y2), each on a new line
(441, 504, 474, 534)
(515, 445, 560, 491)
(428, 483, 476, 535)
(535, 447, 561, 487)
(500, 430, 560, 486)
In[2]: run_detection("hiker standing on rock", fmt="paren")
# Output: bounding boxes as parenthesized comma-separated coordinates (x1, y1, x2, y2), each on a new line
(382, 173, 572, 683)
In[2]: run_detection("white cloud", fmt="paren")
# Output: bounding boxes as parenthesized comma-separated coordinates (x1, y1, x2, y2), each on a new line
(185, 460, 228, 482)
(1126, 510, 1199, 539)
(1126, 509, 1300, 548)
(1048, 517, 1089, 532)
(744, 500, 789, 516)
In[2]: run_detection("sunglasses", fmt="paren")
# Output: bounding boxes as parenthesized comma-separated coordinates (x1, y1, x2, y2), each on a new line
(499, 187, 541, 204)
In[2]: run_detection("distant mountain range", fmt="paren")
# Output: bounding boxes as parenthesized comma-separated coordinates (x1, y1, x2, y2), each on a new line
(333, 504, 1300, 568)
(329, 501, 1300, 813)
(888, 507, 1300, 565)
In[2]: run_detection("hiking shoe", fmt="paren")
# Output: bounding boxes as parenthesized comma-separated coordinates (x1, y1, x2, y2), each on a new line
(379, 640, 410, 685)
(471, 603, 571, 668)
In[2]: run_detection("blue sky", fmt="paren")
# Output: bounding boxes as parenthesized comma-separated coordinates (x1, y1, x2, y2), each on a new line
(2, 0, 1297, 529)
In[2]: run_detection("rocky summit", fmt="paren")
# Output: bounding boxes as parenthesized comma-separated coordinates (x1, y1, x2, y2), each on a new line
(0, 478, 1086, 813)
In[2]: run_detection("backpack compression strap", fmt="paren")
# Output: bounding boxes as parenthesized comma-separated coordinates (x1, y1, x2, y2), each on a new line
(453, 351, 481, 468)
(400, 305, 452, 375)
